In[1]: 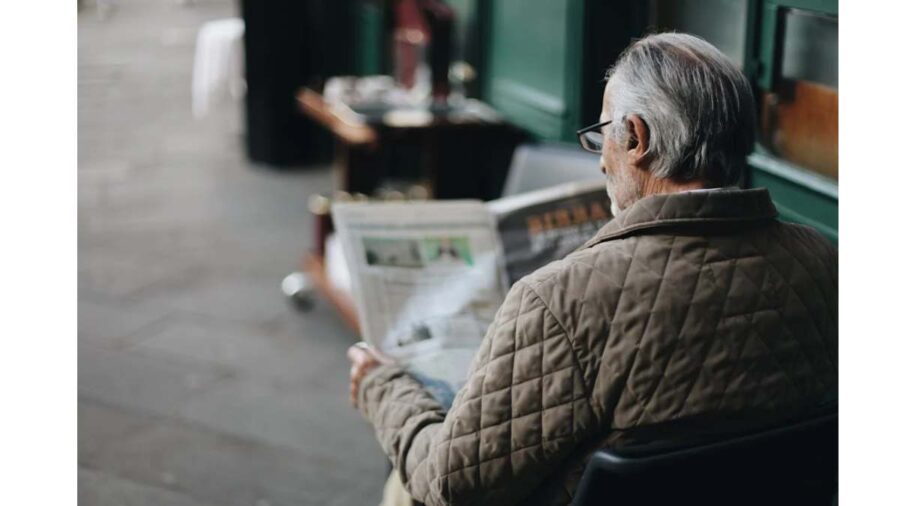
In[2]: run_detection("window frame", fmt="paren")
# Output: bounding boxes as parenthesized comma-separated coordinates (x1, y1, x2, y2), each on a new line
(744, 0, 839, 242)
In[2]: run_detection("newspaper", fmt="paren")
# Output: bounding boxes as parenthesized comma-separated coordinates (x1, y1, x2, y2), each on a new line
(332, 182, 610, 405)
(488, 181, 612, 287)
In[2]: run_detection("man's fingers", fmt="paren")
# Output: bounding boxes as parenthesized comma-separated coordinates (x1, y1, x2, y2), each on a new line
(347, 343, 382, 410)
(347, 345, 363, 362)
(348, 344, 381, 367)
(351, 363, 369, 383)
(349, 364, 363, 407)
(347, 344, 373, 363)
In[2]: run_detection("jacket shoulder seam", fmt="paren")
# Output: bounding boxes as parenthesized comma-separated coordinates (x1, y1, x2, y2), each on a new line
(518, 279, 599, 426)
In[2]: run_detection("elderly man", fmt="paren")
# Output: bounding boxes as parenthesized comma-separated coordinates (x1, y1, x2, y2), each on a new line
(347, 33, 838, 506)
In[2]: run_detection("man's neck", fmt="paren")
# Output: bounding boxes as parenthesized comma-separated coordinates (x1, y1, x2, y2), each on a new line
(640, 175, 705, 198)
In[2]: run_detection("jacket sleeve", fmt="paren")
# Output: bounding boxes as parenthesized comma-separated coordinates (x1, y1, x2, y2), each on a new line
(358, 280, 597, 505)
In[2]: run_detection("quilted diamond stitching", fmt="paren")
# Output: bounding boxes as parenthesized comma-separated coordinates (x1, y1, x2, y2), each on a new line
(358, 190, 836, 506)
(585, 237, 640, 406)
(634, 237, 711, 424)
(765, 230, 837, 349)
(725, 246, 831, 396)
(671, 255, 741, 417)
(751, 232, 837, 375)
(429, 282, 591, 483)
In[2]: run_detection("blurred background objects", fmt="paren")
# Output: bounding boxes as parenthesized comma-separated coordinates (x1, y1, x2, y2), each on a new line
(78, 0, 837, 504)
(78, 1, 386, 505)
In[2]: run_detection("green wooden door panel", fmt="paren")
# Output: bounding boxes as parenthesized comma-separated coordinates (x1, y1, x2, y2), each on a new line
(483, 0, 583, 141)
(756, 0, 838, 88)
(769, 0, 837, 15)
(355, 1, 385, 76)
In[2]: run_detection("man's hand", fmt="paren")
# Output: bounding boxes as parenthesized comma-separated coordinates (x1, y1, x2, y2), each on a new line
(347, 342, 382, 408)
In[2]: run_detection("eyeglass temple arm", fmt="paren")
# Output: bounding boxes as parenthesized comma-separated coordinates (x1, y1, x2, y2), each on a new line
(576, 120, 612, 135)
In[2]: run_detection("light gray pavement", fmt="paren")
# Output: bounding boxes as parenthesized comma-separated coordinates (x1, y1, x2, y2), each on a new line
(78, 1, 387, 504)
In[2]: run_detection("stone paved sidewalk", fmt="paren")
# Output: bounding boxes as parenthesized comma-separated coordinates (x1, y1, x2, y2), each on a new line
(78, 1, 386, 504)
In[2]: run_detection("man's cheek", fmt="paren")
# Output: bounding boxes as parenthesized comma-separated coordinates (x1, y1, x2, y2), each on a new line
(605, 178, 620, 217)
(610, 198, 621, 217)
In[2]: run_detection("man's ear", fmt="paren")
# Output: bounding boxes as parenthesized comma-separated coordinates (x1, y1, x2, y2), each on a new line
(624, 113, 650, 165)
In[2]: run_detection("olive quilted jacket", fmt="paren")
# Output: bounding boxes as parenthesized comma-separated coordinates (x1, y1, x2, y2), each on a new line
(358, 188, 838, 506)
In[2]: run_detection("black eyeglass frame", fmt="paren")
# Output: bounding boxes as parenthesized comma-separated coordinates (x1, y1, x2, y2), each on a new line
(576, 120, 612, 154)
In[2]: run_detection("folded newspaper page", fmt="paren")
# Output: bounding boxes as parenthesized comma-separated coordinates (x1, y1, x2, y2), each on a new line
(333, 201, 504, 403)
(332, 182, 610, 405)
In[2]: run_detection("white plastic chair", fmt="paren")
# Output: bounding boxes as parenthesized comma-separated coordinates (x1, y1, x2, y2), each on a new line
(192, 18, 245, 119)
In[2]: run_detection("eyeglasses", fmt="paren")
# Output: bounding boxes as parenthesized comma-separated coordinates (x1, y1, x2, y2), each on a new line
(576, 120, 612, 154)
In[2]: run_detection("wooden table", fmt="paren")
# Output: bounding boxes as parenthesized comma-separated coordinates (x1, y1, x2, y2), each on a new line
(296, 88, 377, 148)
(294, 87, 525, 333)
(296, 87, 523, 199)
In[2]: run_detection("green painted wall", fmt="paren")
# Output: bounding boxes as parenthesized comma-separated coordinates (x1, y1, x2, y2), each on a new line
(355, 1, 385, 75)
(482, 0, 584, 142)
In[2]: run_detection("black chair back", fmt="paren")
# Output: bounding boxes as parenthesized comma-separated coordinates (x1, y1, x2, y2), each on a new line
(572, 413, 837, 506)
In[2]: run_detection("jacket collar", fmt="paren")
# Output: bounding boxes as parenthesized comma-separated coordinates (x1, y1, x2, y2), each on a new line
(582, 187, 778, 248)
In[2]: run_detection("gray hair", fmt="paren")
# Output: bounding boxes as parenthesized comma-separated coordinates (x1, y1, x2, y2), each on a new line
(606, 32, 756, 187)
